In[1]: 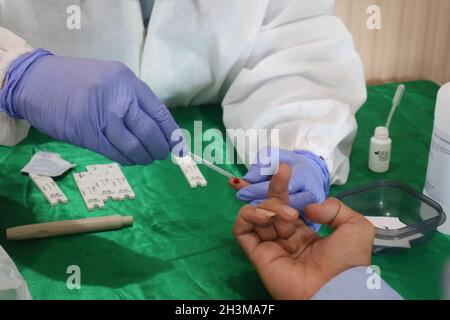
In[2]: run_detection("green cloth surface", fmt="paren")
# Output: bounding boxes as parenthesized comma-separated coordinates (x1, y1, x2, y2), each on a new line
(0, 80, 448, 299)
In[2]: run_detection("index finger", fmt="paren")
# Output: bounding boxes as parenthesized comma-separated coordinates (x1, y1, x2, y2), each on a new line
(137, 81, 181, 149)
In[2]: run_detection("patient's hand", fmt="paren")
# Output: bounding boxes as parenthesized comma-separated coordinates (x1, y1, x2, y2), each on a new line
(233, 163, 375, 299)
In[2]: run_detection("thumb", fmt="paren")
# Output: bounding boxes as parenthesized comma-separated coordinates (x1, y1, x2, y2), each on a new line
(267, 163, 291, 205)
(304, 198, 364, 230)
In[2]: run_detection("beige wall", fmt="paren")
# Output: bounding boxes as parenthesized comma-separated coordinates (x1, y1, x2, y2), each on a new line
(336, 0, 450, 84)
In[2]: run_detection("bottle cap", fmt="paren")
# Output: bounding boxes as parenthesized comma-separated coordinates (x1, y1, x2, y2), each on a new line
(374, 126, 389, 139)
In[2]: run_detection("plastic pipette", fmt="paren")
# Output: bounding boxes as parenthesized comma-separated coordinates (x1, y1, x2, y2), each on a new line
(189, 152, 234, 179)
(385, 84, 405, 129)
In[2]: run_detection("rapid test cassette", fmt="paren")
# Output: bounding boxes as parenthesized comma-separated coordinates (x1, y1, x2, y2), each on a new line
(29, 174, 68, 206)
(73, 172, 105, 211)
(174, 155, 207, 188)
(85, 163, 135, 200)
(73, 163, 135, 211)
(79, 168, 120, 201)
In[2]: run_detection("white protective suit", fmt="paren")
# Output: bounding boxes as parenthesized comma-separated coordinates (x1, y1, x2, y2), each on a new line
(0, 0, 366, 184)
(0, 0, 366, 299)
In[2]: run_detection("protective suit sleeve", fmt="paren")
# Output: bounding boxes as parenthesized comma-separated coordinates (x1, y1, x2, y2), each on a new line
(222, 0, 367, 185)
(312, 266, 403, 300)
(0, 26, 31, 146)
(0, 244, 32, 300)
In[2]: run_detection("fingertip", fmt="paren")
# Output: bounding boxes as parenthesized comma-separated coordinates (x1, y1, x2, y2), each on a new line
(230, 177, 251, 191)
(327, 197, 341, 203)
(281, 205, 299, 219)
(277, 163, 292, 180)
(256, 198, 296, 224)
(303, 202, 321, 220)
(228, 177, 241, 191)
(240, 204, 255, 212)
(256, 208, 277, 218)
(304, 197, 336, 212)
(240, 204, 273, 225)
(303, 197, 343, 227)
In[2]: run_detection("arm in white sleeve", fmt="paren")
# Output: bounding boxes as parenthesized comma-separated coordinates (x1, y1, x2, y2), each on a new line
(222, 0, 367, 185)
(0, 26, 32, 146)
(312, 266, 403, 300)
(0, 244, 32, 300)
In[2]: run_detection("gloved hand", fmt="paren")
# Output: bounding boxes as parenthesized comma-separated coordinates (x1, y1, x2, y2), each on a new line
(230, 148, 330, 231)
(0, 49, 182, 165)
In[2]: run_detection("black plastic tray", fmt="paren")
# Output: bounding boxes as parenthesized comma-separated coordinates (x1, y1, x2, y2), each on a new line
(337, 181, 446, 241)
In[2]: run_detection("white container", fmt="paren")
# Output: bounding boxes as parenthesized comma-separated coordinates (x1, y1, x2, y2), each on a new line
(369, 126, 392, 173)
(424, 83, 450, 234)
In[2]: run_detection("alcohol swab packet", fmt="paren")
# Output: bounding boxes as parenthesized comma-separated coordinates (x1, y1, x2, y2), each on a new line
(365, 216, 407, 230)
(22, 151, 76, 177)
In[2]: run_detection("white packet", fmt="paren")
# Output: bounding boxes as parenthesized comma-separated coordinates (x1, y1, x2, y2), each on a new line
(21, 151, 75, 177)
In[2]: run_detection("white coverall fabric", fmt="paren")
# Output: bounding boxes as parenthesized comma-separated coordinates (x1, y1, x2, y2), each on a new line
(0, 0, 366, 184)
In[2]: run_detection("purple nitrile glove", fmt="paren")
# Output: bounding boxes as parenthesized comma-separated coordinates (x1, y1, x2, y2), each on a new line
(0, 48, 184, 165)
(237, 148, 330, 231)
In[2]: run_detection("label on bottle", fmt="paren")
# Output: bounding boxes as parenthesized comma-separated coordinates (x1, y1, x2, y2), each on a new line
(375, 150, 390, 162)
(369, 139, 391, 173)
(425, 127, 450, 207)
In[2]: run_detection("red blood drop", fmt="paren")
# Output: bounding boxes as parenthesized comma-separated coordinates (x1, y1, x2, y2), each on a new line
(233, 178, 240, 184)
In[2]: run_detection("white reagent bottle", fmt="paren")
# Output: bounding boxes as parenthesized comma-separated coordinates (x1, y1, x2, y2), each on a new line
(424, 82, 450, 235)
(369, 85, 405, 174)
(369, 127, 392, 173)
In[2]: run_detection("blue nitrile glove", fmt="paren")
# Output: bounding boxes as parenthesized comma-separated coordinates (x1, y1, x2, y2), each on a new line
(0, 49, 183, 165)
(237, 148, 330, 231)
